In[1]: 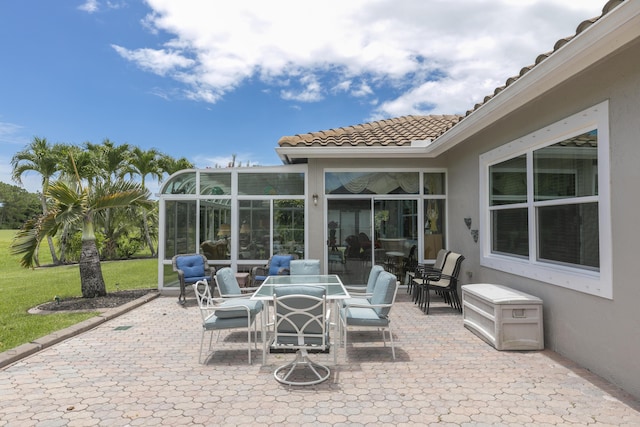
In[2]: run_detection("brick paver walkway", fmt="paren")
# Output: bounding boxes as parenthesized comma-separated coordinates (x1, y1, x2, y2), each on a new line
(1, 291, 639, 426)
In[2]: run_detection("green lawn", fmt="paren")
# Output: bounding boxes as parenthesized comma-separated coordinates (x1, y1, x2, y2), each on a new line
(0, 230, 158, 353)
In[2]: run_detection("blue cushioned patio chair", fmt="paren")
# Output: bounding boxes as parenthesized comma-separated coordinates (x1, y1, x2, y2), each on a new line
(192, 280, 263, 364)
(343, 265, 385, 302)
(172, 253, 215, 304)
(289, 259, 321, 275)
(271, 285, 331, 385)
(340, 270, 399, 360)
(251, 254, 295, 285)
(215, 267, 258, 298)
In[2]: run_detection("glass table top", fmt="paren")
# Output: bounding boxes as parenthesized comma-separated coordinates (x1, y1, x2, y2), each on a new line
(252, 274, 349, 300)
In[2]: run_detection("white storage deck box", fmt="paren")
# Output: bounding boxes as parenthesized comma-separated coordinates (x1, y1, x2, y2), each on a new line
(461, 284, 544, 351)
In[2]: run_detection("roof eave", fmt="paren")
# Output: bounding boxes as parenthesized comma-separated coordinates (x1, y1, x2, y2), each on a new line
(276, 145, 438, 164)
(425, 0, 640, 156)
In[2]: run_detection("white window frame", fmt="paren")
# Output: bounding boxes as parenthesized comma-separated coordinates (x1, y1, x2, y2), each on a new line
(479, 101, 612, 299)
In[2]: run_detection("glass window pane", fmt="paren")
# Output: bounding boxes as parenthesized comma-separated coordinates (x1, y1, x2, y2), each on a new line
(375, 199, 418, 252)
(490, 155, 527, 206)
(534, 130, 598, 201)
(424, 173, 445, 195)
(491, 208, 528, 257)
(238, 173, 304, 195)
(239, 200, 271, 259)
(200, 172, 231, 195)
(199, 199, 231, 260)
(538, 203, 599, 269)
(274, 200, 305, 258)
(326, 199, 372, 284)
(424, 199, 445, 259)
(161, 171, 196, 194)
(164, 200, 197, 258)
(325, 172, 419, 194)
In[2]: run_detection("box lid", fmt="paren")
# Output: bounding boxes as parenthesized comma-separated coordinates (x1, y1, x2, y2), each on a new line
(462, 284, 543, 304)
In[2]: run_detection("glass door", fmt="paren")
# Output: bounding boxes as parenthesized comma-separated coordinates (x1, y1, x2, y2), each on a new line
(326, 199, 372, 285)
(375, 199, 418, 280)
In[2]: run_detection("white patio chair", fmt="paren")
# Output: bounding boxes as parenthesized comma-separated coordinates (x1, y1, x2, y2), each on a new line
(192, 281, 262, 364)
(215, 267, 258, 298)
(289, 259, 321, 275)
(340, 271, 399, 360)
(271, 285, 332, 385)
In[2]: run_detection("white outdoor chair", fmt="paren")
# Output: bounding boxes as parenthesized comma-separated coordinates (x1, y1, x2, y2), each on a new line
(192, 281, 263, 364)
(344, 265, 385, 300)
(289, 259, 321, 275)
(271, 285, 332, 385)
(215, 267, 258, 298)
(340, 271, 399, 360)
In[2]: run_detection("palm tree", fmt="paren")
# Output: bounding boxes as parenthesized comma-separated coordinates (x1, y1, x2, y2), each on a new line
(158, 155, 194, 176)
(84, 140, 132, 259)
(126, 147, 163, 257)
(10, 137, 63, 265)
(10, 171, 152, 297)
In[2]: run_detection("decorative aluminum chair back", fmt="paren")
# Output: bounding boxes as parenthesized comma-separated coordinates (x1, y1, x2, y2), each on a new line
(271, 285, 331, 385)
(273, 285, 327, 349)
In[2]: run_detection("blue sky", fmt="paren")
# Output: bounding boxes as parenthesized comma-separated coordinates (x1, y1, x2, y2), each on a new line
(0, 0, 605, 194)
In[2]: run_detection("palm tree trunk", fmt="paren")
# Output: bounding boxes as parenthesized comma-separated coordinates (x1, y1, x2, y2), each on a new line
(79, 219, 106, 298)
(142, 209, 156, 257)
(40, 192, 60, 265)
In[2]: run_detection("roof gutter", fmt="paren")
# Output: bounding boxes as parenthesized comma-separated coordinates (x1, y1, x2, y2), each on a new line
(276, 145, 439, 164)
(424, 0, 640, 156)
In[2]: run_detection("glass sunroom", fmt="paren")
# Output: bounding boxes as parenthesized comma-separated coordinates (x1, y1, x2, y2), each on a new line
(158, 164, 448, 294)
(158, 165, 308, 292)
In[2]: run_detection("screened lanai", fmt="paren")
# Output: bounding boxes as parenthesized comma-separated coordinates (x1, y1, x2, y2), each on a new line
(157, 164, 448, 293)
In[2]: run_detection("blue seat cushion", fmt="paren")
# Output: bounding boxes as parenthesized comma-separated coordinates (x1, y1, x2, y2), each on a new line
(341, 306, 389, 327)
(268, 255, 293, 275)
(341, 297, 371, 308)
(369, 271, 396, 317)
(204, 314, 256, 330)
(214, 299, 263, 319)
(176, 255, 206, 279)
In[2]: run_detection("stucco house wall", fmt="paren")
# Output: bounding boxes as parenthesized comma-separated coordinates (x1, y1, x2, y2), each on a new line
(445, 35, 640, 399)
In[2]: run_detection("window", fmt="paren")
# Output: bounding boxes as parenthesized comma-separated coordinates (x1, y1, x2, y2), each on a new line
(480, 101, 611, 298)
(324, 169, 446, 268)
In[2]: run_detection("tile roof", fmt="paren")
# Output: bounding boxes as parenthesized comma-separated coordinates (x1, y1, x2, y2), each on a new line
(278, 0, 624, 150)
(277, 114, 463, 147)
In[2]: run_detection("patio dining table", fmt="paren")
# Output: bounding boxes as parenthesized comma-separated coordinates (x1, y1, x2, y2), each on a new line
(251, 274, 350, 364)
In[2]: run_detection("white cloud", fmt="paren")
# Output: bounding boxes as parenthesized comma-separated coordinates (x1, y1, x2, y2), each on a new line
(78, 0, 99, 13)
(111, 45, 195, 76)
(115, 0, 606, 117)
(78, 0, 127, 13)
(0, 122, 26, 144)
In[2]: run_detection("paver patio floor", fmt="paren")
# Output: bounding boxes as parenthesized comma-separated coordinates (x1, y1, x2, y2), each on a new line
(1, 290, 639, 426)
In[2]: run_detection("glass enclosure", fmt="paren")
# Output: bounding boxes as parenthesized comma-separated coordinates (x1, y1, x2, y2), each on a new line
(159, 167, 447, 290)
(325, 171, 446, 285)
(160, 167, 307, 289)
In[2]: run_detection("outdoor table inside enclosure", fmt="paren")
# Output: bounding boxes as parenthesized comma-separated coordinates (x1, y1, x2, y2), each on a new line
(251, 274, 350, 364)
